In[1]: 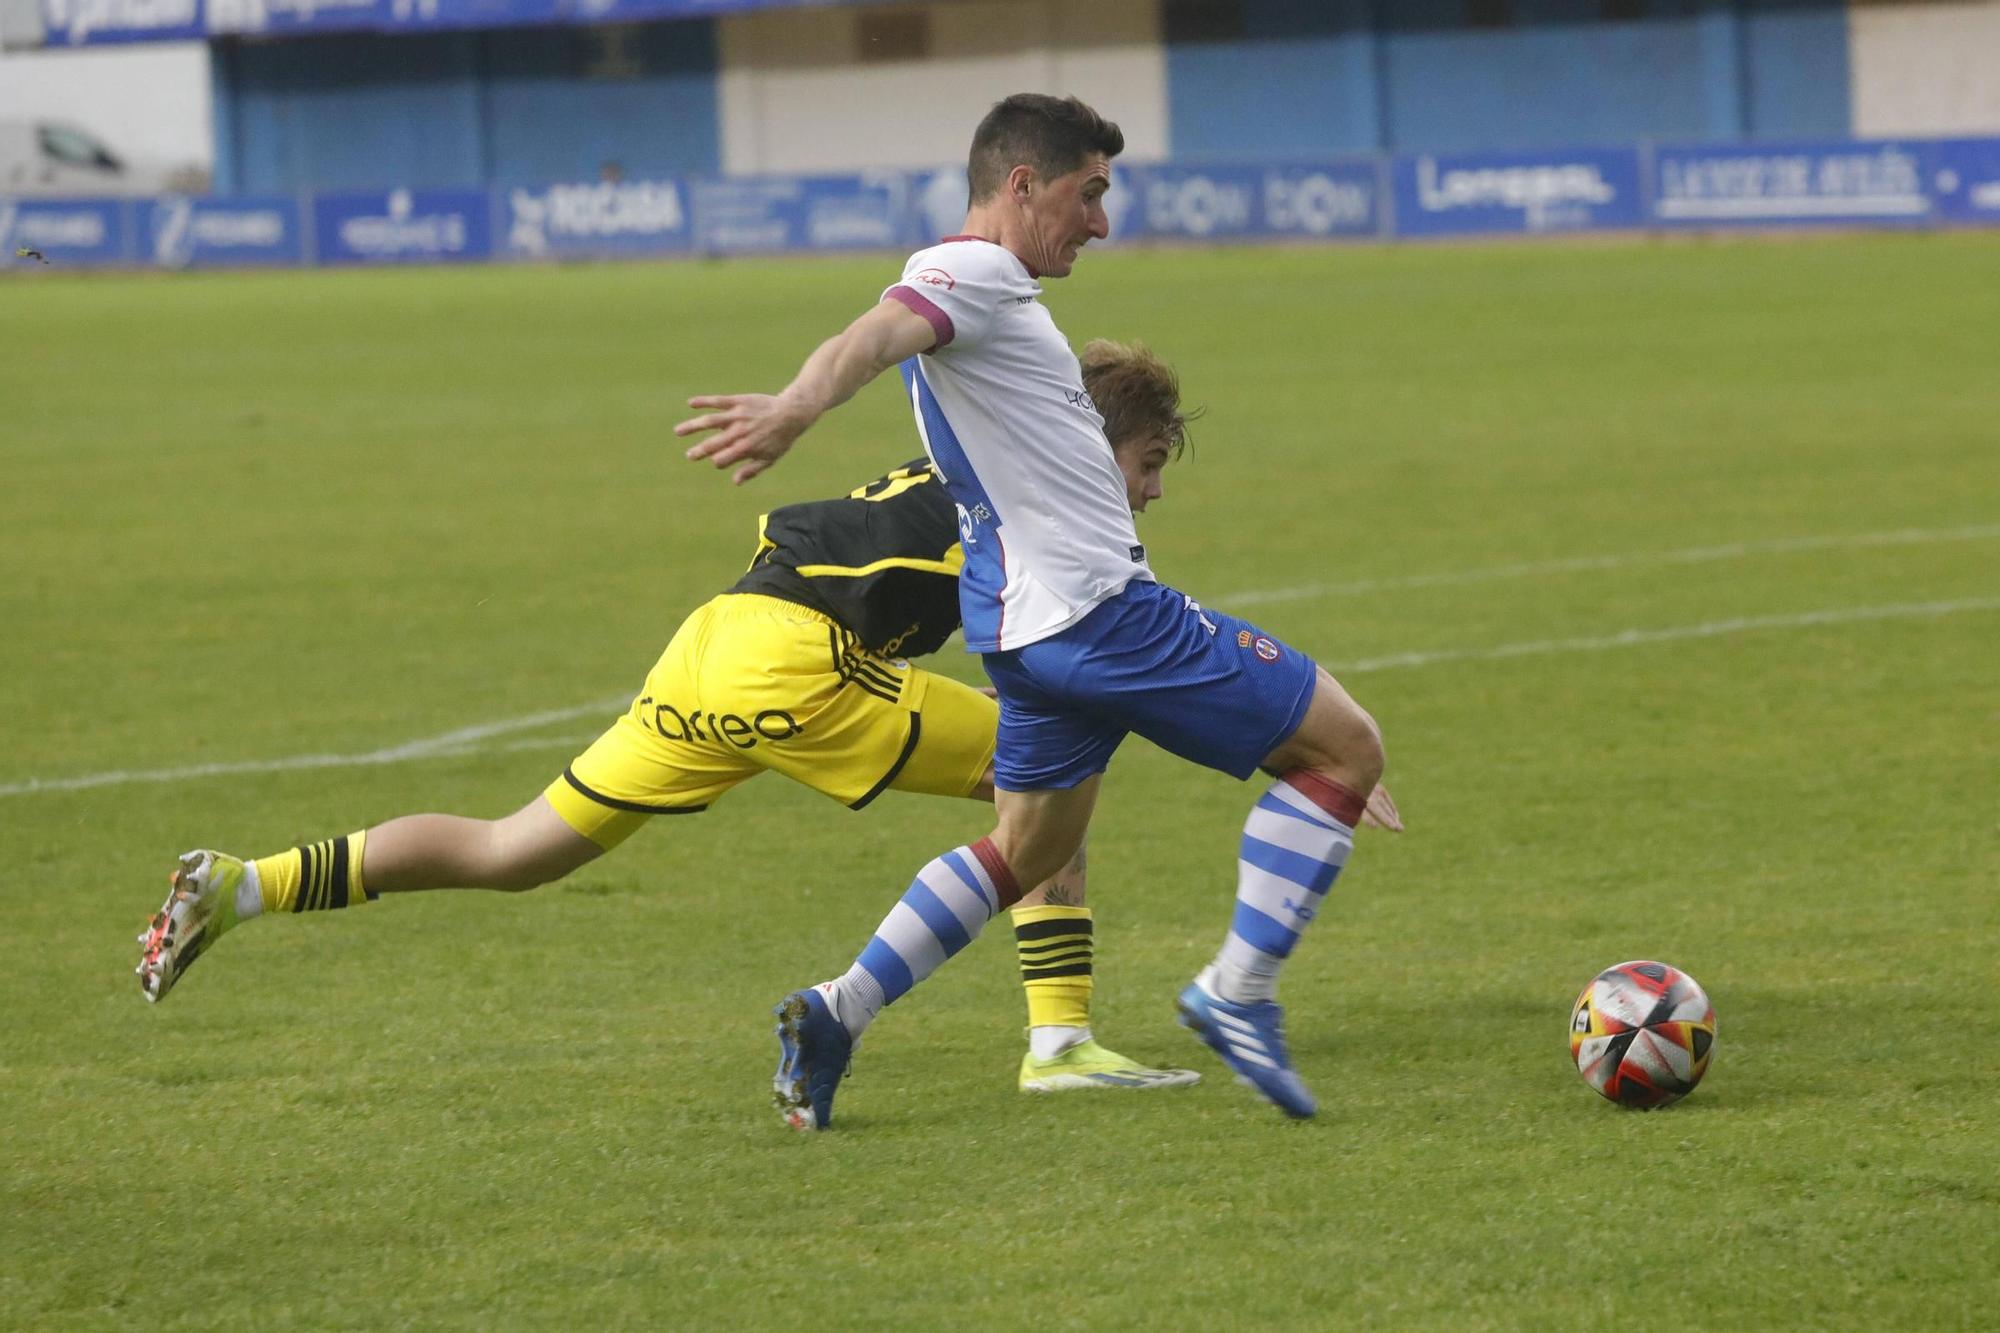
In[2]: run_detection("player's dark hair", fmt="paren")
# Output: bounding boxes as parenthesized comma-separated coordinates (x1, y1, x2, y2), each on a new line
(1081, 339, 1197, 460)
(967, 94, 1124, 202)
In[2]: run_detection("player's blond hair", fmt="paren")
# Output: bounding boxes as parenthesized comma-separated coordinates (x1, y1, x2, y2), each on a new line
(1080, 339, 1196, 458)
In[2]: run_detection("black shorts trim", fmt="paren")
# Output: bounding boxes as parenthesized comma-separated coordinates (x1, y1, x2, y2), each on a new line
(848, 712, 923, 811)
(562, 765, 708, 816)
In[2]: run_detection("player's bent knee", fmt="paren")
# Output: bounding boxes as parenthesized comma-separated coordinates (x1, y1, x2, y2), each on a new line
(1267, 679, 1385, 793)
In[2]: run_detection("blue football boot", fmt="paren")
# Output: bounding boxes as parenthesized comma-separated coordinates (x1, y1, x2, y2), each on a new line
(771, 987, 853, 1131)
(1176, 970, 1317, 1119)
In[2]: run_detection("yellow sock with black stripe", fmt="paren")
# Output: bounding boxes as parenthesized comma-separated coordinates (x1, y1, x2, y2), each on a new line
(1012, 905, 1094, 1032)
(252, 831, 373, 914)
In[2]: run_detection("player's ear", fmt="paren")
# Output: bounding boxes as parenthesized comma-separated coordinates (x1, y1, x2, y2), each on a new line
(1007, 164, 1035, 201)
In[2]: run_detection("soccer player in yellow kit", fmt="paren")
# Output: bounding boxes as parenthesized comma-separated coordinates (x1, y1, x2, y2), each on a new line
(137, 340, 1202, 1094)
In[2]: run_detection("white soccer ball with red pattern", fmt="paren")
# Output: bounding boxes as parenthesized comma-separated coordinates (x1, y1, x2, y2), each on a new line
(1569, 960, 1716, 1108)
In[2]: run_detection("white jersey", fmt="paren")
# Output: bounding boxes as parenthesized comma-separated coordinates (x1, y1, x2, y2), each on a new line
(883, 237, 1152, 653)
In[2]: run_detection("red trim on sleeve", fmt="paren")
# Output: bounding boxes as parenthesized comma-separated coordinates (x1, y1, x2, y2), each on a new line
(884, 285, 953, 350)
(968, 837, 1023, 910)
(1280, 770, 1368, 827)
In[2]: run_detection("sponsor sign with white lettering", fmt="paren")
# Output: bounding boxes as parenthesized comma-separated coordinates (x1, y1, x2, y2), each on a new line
(39, 0, 201, 44)
(141, 196, 301, 267)
(312, 188, 492, 265)
(690, 174, 916, 255)
(1, 198, 129, 263)
(41, 0, 830, 40)
(1929, 138, 2000, 225)
(1392, 147, 1642, 236)
(505, 179, 690, 258)
(1129, 162, 1378, 241)
(1651, 141, 1934, 226)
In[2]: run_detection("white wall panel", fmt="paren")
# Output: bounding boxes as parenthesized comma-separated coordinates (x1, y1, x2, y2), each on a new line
(1851, 0, 2000, 136)
(718, 0, 1166, 176)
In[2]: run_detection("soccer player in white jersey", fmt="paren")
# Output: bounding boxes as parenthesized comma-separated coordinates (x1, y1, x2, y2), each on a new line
(678, 94, 1398, 1127)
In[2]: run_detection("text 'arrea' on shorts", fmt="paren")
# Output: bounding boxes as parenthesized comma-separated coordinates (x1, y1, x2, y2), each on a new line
(545, 593, 998, 848)
(983, 579, 1319, 792)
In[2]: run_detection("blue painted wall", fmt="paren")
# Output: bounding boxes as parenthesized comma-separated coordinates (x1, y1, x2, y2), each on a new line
(213, 20, 719, 195)
(484, 23, 719, 188)
(1165, 0, 1382, 158)
(212, 0, 1853, 194)
(1740, 0, 1851, 139)
(1163, 0, 1851, 158)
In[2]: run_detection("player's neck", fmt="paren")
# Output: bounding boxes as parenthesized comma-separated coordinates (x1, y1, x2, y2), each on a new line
(956, 207, 1039, 278)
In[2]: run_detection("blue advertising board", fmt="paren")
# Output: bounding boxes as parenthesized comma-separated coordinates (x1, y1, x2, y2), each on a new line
(690, 173, 914, 255)
(38, 0, 203, 44)
(204, 0, 562, 36)
(502, 179, 691, 259)
(1930, 138, 2000, 226)
(6, 137, 2000, 273)
(1, 198, 129, 265)
(312, 188, 492, 265)
(205, 0, 386, 37)
(1651, 140, 1934, 227)
(140, 196, 302, 268)
(1129, 162, 1380, 242)
(1392, 147, 1643, 237)
(42, 0, 852, 41)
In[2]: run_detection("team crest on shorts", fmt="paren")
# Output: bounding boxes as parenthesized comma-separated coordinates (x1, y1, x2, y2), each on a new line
(1252, 636, 1280, 663)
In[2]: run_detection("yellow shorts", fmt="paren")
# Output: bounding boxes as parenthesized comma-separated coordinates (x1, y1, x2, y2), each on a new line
(545, 593, 997, 849)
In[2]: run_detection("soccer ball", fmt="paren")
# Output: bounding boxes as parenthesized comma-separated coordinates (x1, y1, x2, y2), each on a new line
(1569, 961, 1716, 1108)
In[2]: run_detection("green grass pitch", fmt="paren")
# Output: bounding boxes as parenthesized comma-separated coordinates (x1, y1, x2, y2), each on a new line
(2, 233, 1997, 1328)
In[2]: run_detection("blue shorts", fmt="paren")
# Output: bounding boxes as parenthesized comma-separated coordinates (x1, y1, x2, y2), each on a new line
(984, 579, 1319, 791)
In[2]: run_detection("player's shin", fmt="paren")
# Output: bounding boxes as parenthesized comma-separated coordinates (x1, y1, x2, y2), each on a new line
(1208, 771, 1365, 1005)
(817, 837, 1023, 1037)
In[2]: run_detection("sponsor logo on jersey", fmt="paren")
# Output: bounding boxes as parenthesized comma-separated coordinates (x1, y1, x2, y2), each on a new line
(911, 268, 955, 289)
(636, 696, 802, 748)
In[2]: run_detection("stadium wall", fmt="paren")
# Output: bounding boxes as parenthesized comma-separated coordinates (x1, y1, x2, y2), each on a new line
(1164, 0, 1851, 158)
(212, 22, 721, 194)
(199, 0, 1871, 196)
(1849, 0, 2000, 137)
(715, 0, 1168, 174)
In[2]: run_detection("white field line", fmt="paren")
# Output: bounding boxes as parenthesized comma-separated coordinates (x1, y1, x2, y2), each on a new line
(7, 599, 1994, 799)
(1225, 524, 2000, 608)
(0, 696, 626, 798)
(1327, 597, 2000, 674)
(3, 522, 1996, 800)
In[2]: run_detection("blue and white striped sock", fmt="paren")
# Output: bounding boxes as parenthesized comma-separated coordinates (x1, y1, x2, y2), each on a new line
(1211, 771, 1367, 1005)
(820, 838, 1022, 1037)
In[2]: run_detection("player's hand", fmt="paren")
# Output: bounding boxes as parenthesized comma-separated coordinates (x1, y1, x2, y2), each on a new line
(675, 393, 810, 485)
(1360, 782, 1403, 832)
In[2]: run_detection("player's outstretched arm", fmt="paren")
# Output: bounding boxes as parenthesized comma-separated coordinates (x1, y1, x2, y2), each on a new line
(676, 300, 938, 485)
